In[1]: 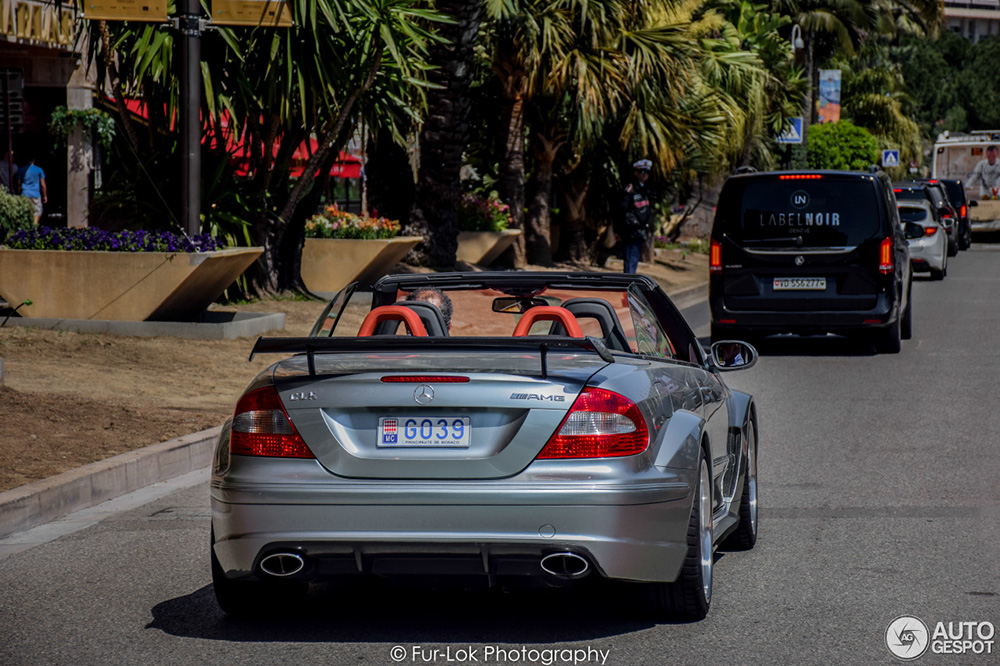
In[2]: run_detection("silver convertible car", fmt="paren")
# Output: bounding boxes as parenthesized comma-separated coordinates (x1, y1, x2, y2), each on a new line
(210, 272, 759, 621)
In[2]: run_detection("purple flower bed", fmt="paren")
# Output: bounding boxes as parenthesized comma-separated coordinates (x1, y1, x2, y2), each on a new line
(4, 227, 225, 252)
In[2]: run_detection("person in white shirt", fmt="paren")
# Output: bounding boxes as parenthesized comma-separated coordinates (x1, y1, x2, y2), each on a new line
(969, 145, 1000, 200)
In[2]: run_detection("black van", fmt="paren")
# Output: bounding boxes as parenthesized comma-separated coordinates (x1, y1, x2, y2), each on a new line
(709, 169, 913, 353)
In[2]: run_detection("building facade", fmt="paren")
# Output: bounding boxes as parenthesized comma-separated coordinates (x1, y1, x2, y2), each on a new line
(1, 0, 94, 226)
(945, 1, 1000, 42)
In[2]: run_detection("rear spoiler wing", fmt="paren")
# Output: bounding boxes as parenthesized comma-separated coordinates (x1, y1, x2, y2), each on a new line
(249, 335, 616, 378)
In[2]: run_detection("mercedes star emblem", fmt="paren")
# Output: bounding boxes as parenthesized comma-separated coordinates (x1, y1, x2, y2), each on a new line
(794, 255, 805, 266)
(414, 384, 435, 405)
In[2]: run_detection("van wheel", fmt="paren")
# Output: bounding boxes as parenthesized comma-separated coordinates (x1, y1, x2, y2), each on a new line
(901, 288, 912, 341)
(875, 318, 902, 354)
(711, 324, 734, 344)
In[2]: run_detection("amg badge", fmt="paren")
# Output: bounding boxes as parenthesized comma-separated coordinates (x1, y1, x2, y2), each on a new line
(510, 393, 566, 402)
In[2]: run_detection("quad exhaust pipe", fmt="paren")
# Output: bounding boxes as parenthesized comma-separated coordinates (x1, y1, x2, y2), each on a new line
(259, 552, 305, 577)
(540, 552, 590, 579)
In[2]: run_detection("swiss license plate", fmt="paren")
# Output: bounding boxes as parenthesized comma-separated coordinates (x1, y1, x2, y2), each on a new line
(378, 416, 471, 448)
(773, 277, 826, 291)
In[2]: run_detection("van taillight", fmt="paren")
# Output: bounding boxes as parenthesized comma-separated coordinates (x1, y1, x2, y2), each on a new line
(879, 238, 894, 274)
(925, 227, 938, 237)
(536, 388, 649, 459)
(710, 240, 722, 273)
(961, 204, 967, 218)
(230, 386, 314, 458)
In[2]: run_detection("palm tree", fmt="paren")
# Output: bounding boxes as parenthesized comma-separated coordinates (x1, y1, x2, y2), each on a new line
(85, 0, 445, 293)
(404, 0, 484, 267)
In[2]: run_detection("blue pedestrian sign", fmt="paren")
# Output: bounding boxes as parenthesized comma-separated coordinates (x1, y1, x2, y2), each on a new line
(882, 150, 900, 167)
(777, 117, 803, 144)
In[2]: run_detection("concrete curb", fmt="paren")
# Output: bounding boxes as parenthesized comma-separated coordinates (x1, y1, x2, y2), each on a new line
(0, 427, 221, 539)
(0, 280, 710, 540)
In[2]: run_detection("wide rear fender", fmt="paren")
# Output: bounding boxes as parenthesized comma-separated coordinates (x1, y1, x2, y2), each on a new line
(653, 410, 705, 471)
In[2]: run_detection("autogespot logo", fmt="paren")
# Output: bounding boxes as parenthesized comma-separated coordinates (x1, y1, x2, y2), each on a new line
(886, 616, 930, 660)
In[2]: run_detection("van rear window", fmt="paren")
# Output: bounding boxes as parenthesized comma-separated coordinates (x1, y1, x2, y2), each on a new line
(898, 207, 930, 223)
(718, 179, 882, 247)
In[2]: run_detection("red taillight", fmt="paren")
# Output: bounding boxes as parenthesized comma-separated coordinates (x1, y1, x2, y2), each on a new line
(925, 227, 937, 237)
(381, 376, 470, 383)
(710, 239, 722, 273)
(778, 174, 823, 180)
(230, 386, 314, 458)
(879, 237, 894, 274)
(536, 388, 649, 459)
(893, 188, 903, 193)
(961, 204, 967, 218)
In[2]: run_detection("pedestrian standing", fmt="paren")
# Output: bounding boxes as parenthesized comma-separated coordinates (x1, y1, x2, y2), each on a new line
(616, 158, 654, 273)
(16, 153, 46, 224)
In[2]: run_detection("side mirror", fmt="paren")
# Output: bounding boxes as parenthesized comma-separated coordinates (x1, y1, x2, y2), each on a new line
(970, 200, 979, 208)
(904, 222, 925, 240)
(709, 341, 758, 371)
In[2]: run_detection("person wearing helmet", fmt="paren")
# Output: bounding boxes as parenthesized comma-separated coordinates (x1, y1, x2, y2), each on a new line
(616, 159, 654, 273)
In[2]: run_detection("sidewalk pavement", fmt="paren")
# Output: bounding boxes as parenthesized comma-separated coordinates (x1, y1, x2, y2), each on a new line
(0, 280, 708, 540)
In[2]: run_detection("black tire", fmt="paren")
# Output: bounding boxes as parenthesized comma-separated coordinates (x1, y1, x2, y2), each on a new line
(710, 323, 733, 344)
(947, 237, 958, 257)
(211, 531, 307, 617)
(901, 287, 912, 341)
(723, 420, 758, 551)
(640, 450, 713, 621)
(875, 317, 902, 354)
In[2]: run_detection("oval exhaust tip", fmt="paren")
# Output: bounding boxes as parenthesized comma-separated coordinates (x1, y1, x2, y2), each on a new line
(540, 552, 590, 579)
(259, 552, 305, 577)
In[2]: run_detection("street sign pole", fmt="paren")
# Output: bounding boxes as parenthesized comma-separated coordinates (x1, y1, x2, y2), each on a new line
(178, 0, 202, 237)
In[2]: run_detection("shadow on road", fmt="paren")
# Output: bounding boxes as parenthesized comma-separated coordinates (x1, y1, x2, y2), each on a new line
(147, 580, 663, 642)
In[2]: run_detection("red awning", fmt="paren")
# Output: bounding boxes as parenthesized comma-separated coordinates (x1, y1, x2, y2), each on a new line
(115, 98, 360, 179)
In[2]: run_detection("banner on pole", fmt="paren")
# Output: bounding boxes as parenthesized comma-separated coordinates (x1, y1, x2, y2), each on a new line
(211, 0, 293, 27)
(817, 70, 841, 124)
(82, 1, 168, 21)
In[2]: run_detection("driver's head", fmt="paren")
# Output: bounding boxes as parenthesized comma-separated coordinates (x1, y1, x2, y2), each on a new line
(988, 145, 998, 165)
(406, 287, 453, 330)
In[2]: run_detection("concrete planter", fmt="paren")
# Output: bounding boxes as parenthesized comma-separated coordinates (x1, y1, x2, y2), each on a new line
(300, 236, 423, 297)
(0, 247, 262, 321)
(456, 229, 522, 266)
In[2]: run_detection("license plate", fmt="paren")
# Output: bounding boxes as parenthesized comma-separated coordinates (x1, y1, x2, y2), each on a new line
(773, 277, 826, 291)
(378, 416, 471, 448)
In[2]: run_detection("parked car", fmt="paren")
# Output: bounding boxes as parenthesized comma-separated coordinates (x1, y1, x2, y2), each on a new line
(211, 272, 761, 621)
(709, 168, 913, 353)
(919, 178, 972, 250)
(894, 181, 959, 256)
(898, 200, 948, 280)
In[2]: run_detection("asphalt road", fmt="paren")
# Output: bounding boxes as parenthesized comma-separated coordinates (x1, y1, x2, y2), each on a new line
(3, 248, 1000, 665)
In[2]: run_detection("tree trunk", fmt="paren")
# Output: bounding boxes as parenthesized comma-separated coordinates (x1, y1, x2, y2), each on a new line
(496, 86, 527, 266)
(558, 170, 590, 263)
(524, 132, 562, 265)
(405, 0, 483, 267)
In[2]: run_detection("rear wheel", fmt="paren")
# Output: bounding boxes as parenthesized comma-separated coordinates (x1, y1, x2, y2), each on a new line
(875, 317, 902, 354)
(641, 451, 713, 620)
(947, 237, 958, 257)
(901, 286, 913, 341)
(724, 421, 758, 550)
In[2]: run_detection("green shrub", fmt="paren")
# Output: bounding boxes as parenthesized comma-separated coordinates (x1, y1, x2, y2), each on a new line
(0, 190, 35, 242)
(806, 121, 880, 171)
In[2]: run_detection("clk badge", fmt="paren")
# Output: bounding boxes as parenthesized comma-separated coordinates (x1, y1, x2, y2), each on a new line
(414, 385, 435, 405)
(794, 255, 805, 266)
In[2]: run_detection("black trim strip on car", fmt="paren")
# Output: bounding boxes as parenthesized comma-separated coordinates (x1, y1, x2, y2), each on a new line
(249, 335, 616, 376)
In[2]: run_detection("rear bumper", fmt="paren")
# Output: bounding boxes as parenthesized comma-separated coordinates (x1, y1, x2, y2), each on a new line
(711, 291, 899, 334)
(211, 467, 695, 585)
